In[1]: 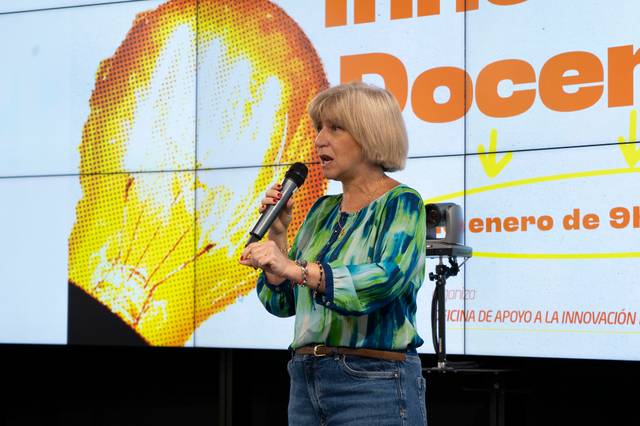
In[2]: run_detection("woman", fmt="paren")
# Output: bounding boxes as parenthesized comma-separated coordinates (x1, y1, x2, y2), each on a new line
(240, 82, 427, 425)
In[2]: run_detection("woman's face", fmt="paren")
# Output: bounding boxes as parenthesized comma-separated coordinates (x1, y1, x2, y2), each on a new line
(314, 118, 366, 181)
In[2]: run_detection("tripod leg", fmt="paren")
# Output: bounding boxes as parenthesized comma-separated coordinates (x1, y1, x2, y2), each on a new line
(431, 285, 439, 354)
(437, 278, 446, 368)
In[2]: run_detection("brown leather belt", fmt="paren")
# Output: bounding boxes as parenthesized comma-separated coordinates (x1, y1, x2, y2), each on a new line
(295, 345, 406, 361)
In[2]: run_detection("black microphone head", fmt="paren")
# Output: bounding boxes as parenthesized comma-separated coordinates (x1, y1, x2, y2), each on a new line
(285, 162, 308, 187)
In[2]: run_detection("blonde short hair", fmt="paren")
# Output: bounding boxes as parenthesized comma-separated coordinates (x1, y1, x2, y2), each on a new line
(308, 82, 408, 172)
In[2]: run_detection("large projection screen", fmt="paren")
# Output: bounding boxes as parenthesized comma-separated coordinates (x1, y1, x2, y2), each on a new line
(0, 0, 638, 360)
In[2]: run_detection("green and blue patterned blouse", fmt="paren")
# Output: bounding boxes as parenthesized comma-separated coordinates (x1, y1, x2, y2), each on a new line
(256, 184, 427, 351)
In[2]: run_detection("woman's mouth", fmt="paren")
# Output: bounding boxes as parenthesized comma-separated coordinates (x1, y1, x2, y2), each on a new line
(319, 154, 334, 167)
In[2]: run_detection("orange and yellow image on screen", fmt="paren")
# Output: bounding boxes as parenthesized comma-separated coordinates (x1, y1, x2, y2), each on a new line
(68, 0, 328, 346)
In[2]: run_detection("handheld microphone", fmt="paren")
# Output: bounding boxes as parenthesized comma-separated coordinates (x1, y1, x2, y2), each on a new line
(246, 162, 308, 246)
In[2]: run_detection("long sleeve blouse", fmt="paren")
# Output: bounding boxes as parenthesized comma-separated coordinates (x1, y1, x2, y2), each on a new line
(256, 184, 426, 351)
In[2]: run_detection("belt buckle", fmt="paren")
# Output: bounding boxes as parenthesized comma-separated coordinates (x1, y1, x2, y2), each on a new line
(313, 344, 327, 357)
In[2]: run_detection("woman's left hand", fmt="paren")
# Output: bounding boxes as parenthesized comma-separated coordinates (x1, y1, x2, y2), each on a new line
(239, 240, 297, 282)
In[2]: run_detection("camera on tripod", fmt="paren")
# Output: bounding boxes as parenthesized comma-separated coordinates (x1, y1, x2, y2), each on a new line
(425, 203, 472, 259)
(424, 202, 472, 369)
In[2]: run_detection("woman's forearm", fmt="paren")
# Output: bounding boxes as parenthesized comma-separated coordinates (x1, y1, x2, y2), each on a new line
(267, 229, 288, 255)
(263, 229, 291, 284)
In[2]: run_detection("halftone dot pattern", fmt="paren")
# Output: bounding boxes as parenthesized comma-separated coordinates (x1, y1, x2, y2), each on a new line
(80, 1, 197, 175)
(69, 0, 328, 346)
(69, 172, 196, 346)
(71, 1, 198, 346)
(193, 0, 328, 329)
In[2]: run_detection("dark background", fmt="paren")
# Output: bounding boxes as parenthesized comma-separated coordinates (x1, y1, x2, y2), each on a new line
(1, 344, 638, 426)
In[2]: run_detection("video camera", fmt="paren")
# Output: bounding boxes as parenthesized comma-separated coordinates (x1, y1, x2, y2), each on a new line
(425, 203, 472, 258)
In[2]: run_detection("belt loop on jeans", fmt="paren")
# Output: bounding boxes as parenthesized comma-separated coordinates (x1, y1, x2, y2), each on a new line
(295, 345, 406, 362)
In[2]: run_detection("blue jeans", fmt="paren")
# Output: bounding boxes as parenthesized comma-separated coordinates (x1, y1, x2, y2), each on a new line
(287, 352, 427, 425)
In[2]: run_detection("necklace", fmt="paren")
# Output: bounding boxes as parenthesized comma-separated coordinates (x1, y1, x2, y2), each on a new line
(336, 212, 349, 238)
(327, 211, 349, 243)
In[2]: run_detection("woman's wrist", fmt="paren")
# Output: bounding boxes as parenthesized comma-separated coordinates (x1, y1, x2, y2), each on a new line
(291, 261, 325, 294)
(267, 231, 288, 254)
(284, 259, 302, 283)
(264, 271, 286, 286)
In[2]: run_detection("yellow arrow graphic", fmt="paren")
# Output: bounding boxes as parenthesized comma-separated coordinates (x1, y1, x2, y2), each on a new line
(618, 109, 640, 168)
(478, 128, 513, 178)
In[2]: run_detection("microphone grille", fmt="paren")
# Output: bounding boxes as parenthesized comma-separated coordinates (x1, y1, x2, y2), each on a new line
(285, 162, 308, 187)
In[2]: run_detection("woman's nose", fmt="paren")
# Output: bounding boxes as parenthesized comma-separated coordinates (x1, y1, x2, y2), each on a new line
(314, 130, 327, 147)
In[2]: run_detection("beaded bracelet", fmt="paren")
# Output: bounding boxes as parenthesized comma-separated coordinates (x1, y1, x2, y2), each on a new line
(315, 261, 324, 292)
(295, 259, 308, 286)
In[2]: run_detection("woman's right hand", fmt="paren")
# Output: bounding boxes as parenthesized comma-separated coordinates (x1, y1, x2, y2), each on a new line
(260, 183, 294, 237)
